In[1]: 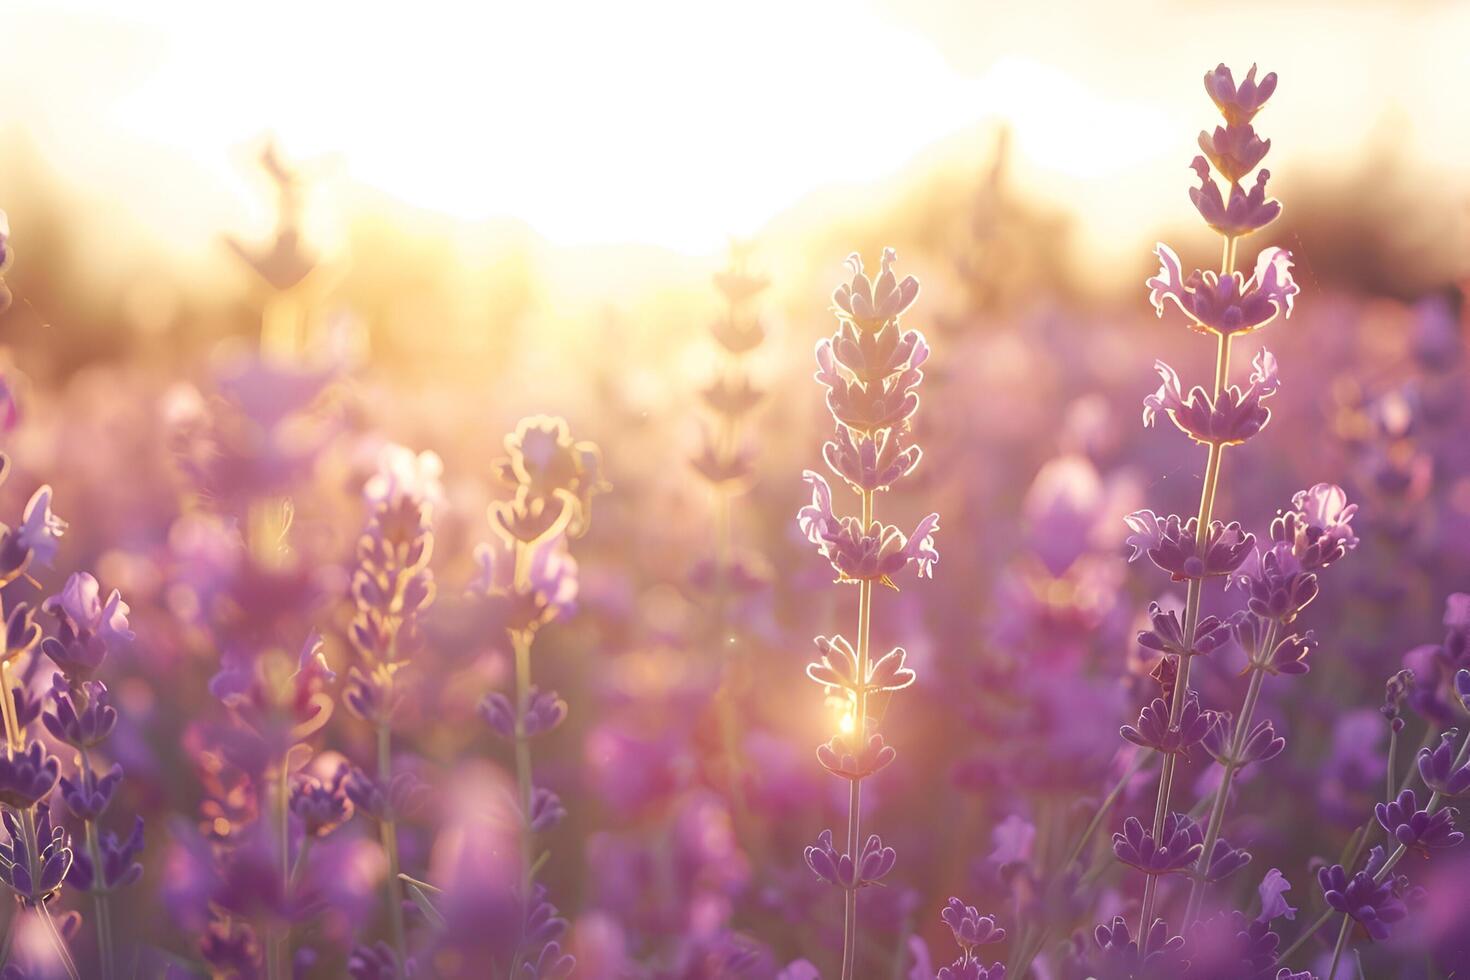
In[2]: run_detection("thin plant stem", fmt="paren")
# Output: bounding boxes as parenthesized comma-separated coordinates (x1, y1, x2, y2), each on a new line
(377, 719, 408, 978)
(1326, 915, 1352, 980)
(1006, 752, 1154, 978)
(840, 488, 875, 980)
(513, 628, 536, 889)
(1384, 727, 1398, 818)
(712, 478, 755, 857)
(1138, 236, 1237, 936)
(78, 743, 116, 979)
(1185, 622, 1276, 924)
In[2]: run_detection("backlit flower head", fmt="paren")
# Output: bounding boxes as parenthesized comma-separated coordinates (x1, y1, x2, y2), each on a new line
(831, 248, 919, 333)
(1124, 510, 1254, 581)
(1190, 160, 1281, 237)
(1147, 243, 1298, 335)
(1273, 483, 1358, 570)
(1197, 123, 1271, 183)
(1204, 63, 1278, 126)
(41, 573, 133, 681)
(1143, 348, 1281, 445)
(14, 485, 67, 570)
(822, 425, 921, 494)
(798, 472, 938, 585)
(363, 443, 445, 516)
(492, 415, 608, 540)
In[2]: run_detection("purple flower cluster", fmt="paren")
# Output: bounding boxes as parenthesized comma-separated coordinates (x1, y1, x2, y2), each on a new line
(0, 453, 140, 978)
(1108, 65, 1368, 966)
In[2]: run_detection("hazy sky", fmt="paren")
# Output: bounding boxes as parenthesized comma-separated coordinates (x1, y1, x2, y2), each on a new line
(1, 0, 1466, 258)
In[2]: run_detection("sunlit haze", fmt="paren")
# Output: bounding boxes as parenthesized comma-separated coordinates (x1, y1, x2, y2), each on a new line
(5, 0, 1469, 258)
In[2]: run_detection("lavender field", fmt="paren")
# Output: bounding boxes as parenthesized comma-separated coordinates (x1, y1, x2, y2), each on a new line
(0, 3, 1469, 978)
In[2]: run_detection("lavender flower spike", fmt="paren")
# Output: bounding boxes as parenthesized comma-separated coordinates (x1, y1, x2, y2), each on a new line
(801, 249, 932, 980)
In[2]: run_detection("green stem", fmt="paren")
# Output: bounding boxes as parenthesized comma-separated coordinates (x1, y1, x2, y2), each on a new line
(1138, 239, 1236, 936)
(78, 745, 115, 980)
(840, 488, 875, 980)
(378, 721, 407, 978)
(1185, 625, 1274, 925)
(1326, 916, 1352, 980)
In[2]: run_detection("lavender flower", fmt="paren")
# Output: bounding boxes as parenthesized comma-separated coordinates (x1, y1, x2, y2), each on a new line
(1117, 64, 1331, 941)
(289, 769, 354, 838)
(1122, 693, 1215, 755)
(345, 442, 441, 972)
(0, 741, 59, 809)
(1147, 244, 1297, 335)
(1315, 864, 1407, 942)
(1140, 348, 1280, 445)
(1417, 731, 1470, 796)
(479, 687, 567, 741)
(1374, 789, 1463, 853)
(1112, 812, 1203, 875)
(475, 417, 601, 980)
(940, 897, 1006, 951)
(1091, 917, 1187, 979)
(40, 574, 133, 682)
(830, 248, 919, 332)
(0, 805, 71, 904)
(802, 828, 897, 888)
(1124, 511, 1254, 581)
(799, 249, 933, 980)
(13, 486, 67, 571)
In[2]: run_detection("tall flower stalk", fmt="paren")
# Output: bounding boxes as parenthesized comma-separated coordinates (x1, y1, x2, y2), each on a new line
(344, 446, 443, 977)
(1118, 63, 1301, 938)
(44, 572, 146, 980)
(475, 415, 605, 976)
(694, 245, 769, 840)
(797, 249, 937, 980)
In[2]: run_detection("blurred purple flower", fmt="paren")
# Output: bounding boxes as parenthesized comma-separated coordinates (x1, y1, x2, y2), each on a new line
(65, 815, 143, 892)
(14, 486, 66, 569)
(479, 687, 567, 741)
(290, 768, 354, 838)
(1257, 868, 1297, 923)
